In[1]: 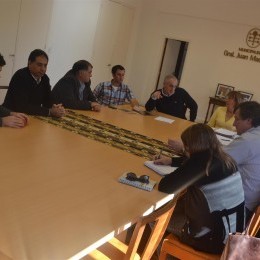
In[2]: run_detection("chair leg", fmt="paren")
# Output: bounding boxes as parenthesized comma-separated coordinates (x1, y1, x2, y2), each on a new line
(159, 250, 168, 260)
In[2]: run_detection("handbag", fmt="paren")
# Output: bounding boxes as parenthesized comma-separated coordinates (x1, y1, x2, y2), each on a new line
(221, 210, 260, 260)
(221, 233, 260, 260)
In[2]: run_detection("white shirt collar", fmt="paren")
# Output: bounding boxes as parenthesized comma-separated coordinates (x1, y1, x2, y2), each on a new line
(31, 74, 41, 84)
(162, 88, 174, 97)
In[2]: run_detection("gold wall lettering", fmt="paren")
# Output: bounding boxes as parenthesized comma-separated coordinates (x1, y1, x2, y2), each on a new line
(223, 28, 260, 63)
(224, 48, 260, 63)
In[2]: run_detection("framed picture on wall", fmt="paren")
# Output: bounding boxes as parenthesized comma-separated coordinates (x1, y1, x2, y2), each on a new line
(215, 84, 235, 99)
(238, 91, 253, 102)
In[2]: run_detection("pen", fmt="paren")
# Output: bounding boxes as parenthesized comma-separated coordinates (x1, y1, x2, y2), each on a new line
(108, 105, 117, 109)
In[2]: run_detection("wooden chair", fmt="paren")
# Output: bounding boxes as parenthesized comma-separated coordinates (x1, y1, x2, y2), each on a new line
(159, 205, 260, 260)
(84, 196, 178, 260)
(159, 234, 220, 260)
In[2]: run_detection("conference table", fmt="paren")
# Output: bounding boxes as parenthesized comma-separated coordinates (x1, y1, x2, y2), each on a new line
(0, 106, 192, 260)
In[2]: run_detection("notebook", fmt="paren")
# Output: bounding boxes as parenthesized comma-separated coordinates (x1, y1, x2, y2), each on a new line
(118, 173, 156, 192)
(144, 161, 177, 176)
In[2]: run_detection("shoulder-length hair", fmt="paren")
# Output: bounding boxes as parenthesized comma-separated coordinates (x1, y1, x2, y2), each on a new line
(181, 123, 237, 175)
(227, 91, 243, 108)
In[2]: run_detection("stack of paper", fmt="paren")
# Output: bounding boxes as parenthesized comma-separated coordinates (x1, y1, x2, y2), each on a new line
(216, 135, 233, 146)
(214, 128, 238, 146)
(214, 128, 237, 138)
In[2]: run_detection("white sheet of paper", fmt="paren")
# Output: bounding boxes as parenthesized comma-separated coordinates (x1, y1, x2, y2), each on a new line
(155, 116, 175, 124)
(216, 135, 233, 146)
(215, 128, 237, 137)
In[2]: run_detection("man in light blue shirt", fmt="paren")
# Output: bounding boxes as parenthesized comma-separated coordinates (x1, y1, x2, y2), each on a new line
(224, 101, 260, 222)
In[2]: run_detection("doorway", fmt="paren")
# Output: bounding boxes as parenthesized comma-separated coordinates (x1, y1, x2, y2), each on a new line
(156, 38, 189, 89)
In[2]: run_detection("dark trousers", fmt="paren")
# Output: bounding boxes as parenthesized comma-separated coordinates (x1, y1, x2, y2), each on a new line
(245, 207, 253, 224)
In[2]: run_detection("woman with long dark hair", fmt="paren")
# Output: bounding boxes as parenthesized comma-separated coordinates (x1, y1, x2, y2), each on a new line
(156, 124, 244, 253)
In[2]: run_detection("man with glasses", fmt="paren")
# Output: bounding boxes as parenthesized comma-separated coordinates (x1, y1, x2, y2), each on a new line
(3, 49, 65, 117)
(145, 75, 197, 121)
(51, 60, 101, 111)
(224, 101, 260, 222)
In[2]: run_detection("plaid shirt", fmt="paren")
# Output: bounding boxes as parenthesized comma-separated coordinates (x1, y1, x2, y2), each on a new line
(93, 81, 135, 106)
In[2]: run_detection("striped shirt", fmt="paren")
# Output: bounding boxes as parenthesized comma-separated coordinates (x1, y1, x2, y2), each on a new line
(93, 81, 135, 106)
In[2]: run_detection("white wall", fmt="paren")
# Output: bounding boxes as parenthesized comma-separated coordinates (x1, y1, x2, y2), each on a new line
(46, 0, 102, 86)
(0, 0, 21, 85)
(157, 39, 181, 89)
(127, 0, 260, 121)
(90, 0, 136, 88)
(46, 0, 142, 87)
(0, 0, 21, 104)
(13, 0, 53, 72)
(89, 0, 143, 88)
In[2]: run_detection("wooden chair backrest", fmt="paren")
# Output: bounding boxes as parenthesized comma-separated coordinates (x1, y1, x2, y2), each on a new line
(247, 205, 260, 236)
(125, 195, 178, 260)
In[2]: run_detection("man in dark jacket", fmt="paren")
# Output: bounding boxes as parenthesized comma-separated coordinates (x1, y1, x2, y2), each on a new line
(51, 60, 101, 111)
(145, 75, 198, 121)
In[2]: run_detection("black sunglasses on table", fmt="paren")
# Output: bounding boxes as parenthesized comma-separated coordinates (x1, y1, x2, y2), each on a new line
(126, 172, 150, 184)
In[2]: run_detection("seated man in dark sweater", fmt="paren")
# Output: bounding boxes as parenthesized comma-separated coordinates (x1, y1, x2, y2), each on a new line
(0, 53, 28, 128)
(51, 60, 101, 111)
(3, 49, 65, 117)
(145, 75, 198, 121)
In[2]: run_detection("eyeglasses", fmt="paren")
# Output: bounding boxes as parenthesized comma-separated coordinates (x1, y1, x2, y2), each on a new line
(126, 172, 150, 184)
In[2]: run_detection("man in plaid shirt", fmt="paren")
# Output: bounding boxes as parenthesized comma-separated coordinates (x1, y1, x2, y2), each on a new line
(93, 65, 139, 107)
